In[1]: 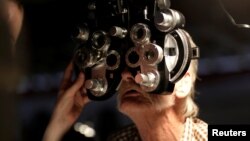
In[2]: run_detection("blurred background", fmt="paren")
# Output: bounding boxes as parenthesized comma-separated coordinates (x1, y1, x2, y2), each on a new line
(1, 0, 250, 140)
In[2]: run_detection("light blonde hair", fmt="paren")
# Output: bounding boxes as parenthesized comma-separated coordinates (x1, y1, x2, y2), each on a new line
(181, 30, 199, 118)
(183, 59, 199, 117)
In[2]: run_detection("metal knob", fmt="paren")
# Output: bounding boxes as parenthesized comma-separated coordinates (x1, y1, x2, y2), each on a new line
(154, 10, 185, 32)
(85, 79, 104, 92)
(72, 27, 89, 42)
(135, 72, 157, 87)
(109, 26, 127, 38)
(157, 0, 171, 10)
(154, 12, 173, 27)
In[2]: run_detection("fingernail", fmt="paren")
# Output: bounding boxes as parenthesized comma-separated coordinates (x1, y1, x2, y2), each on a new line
(79, 72, 84, 78)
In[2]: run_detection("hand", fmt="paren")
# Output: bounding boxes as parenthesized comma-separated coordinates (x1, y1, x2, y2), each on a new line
(43, 61, 90, 141)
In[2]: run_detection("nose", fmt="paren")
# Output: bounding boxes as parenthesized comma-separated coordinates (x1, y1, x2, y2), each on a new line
(121, 68, 135, 82)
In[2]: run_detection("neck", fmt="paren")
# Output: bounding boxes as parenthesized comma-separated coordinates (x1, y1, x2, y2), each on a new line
(130, 108, 185, 141)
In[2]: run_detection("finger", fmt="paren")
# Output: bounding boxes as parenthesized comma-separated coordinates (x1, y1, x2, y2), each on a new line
(65, 72, 85, 97)
(60, 61, 74, 89)
(81, 86, 87, 97)
(80, 87, 90, 103)
(75, 91, 90, 109)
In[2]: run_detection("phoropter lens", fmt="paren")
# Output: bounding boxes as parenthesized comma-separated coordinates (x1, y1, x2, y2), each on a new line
(130, 23, 151, 44)
(92, 31, 110, 50)
(106, 50, 120, 70)
(126, 48, 140, 68)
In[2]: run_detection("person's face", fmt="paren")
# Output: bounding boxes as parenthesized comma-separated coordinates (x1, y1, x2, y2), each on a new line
(117, 68, 176, 115)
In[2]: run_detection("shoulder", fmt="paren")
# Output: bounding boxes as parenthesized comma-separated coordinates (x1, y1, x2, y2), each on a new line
(190, 117, 208, 140)
(192, 117, 208, 128)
